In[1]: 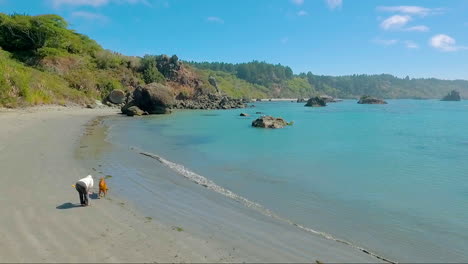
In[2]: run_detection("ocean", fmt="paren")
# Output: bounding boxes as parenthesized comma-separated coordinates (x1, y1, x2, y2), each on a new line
(95, 100, 468, 262)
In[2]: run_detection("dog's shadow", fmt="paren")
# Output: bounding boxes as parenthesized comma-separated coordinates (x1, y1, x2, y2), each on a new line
(56, 202, 82, 209)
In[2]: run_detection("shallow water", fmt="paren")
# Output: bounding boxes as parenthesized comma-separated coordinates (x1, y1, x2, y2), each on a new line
(101, 100, 468, 262)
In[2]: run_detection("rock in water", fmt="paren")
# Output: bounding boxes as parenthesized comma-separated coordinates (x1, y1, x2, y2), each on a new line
(252, 116, 289, 129)
(297, 98, 306, 103)
(108, 90, 125, 104)
(441, 90, 461, 101)
(125, 106, 145, 116)
(357, 95, 387, 104)
(305, 97, 327, 107)
(240, 113, 250, 117)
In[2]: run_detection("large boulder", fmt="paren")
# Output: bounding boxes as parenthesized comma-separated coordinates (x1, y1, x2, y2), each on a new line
(441, 90, 461, 101)
(108, 90, 126, 104)
(252, 116, 289, 129)
(305, 96, 327, 107)
(358, 95, 387, 104)
(121, 83, 174, 115)
(297, 98, 306, 103)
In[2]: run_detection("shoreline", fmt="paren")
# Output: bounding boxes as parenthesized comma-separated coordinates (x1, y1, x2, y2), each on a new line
(0, 106, 242, 262)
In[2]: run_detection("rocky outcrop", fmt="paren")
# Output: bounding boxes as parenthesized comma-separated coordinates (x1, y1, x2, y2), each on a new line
(358, 95, 387, 104)
(441, 90, 461, 101)
(240, 113, 250, 117)
(155, 55, 181, 81)
(297, 98, 306, 103)
(108, 90, 126, 104)
(121, 83, 175, 116)
(208, 76, 220, 93)
(252, 116, 289, 129)
(305, 96, 327, 107)
(173, 93, 246, 110)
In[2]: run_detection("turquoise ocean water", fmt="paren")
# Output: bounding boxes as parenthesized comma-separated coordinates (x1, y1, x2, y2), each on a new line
(102, 100, 468, 262)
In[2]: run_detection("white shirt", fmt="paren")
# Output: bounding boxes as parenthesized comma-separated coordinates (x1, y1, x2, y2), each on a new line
(78, 175, 94, 192)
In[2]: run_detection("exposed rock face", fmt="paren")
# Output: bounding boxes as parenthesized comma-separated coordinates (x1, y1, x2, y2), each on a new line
(155, 55, 181, 81)
(305, 96, 327, 107)
(121, 83, 175, 115)
(208, 76, 220, 93)
(358, 95, 387, 104)
(297, 98, 306, 103)
(252, 116, 289, 129)
(441, 90, 461, 101)
(173, 93, 246, 110)
(108, 90, 125, 104)
(240, 113, 250, 117)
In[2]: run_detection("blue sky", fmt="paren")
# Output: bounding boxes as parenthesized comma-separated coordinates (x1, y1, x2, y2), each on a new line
(1, 0, 468, 80)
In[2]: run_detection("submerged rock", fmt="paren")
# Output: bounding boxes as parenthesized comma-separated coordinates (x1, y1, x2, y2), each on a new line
(240, 113, 250, 117)
(252, 116, 289, 129)
(441, 90, 461, 101)
(305, 97, 327, 107)
(357, 95, 387, 104)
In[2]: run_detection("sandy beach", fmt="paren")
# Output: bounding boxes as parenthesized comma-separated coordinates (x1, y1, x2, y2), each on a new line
(0, 106, 384, 263)
(0, 106, 244, 263)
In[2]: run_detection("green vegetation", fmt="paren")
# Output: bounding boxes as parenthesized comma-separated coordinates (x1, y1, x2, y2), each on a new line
(189, 62, 468, 99)
(172, 226, 184, 232)
(0, 12, 467, 108)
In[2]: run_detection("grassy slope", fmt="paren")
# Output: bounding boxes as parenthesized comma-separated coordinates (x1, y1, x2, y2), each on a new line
(0, 49, 90, 107)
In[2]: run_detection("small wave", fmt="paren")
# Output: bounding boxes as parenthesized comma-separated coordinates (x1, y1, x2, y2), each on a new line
(138, 150, 396, 264)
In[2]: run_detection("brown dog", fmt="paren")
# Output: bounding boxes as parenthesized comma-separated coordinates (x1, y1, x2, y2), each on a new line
(99, 177, 109, 197)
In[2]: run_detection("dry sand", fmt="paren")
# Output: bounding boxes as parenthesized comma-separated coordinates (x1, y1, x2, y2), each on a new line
(0, 106, 241, 263)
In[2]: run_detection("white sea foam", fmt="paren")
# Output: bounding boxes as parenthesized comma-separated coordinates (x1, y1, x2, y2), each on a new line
(138, 150, 396, 263)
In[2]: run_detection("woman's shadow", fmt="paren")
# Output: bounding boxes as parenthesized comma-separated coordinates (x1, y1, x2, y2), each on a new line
(56, 203, 82, 209)
(57, 193, 100, 209)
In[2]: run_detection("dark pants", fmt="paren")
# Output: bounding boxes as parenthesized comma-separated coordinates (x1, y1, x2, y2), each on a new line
(75, 182, 88, 205)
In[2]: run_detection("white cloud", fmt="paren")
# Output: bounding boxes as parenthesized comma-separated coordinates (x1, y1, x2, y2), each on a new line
(206, 16, 224, 24)
(429, 34, 467, 52)
(372, 38, 399, 46)
(71, 11, 109, 22)
(297, 10, 308, 16)
(51, 0, 149, 8)
(404, 40, 419, 49)
(376, 6, 444, 16)
(326, 0, 342, 9)
(291, 0, 304, 6)
(404, 25, 430, 32)
(380, 15, 411, 30)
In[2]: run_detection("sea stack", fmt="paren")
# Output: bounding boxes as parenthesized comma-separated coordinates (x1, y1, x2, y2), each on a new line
(357, 95, 387, 104)
(441, 90, 461, 101)
(304, 96, 327, 107)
